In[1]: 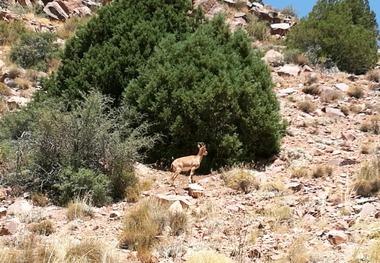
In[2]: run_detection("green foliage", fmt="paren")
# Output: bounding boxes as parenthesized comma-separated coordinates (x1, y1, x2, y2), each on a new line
(44, 0, 196, 104)
(124, 15, 285, 170)
(286, 0, 378, 74)
(246, 20, 270, 41)
(55, 167, 112, 207)
(0, 20, 27, 45)
(10, 32, 61, 72)
(0, 91, 156, 204)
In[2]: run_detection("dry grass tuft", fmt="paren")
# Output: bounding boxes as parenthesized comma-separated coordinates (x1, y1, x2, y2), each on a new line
(31, 192, 48, 207)
(347, 85, 364, 99)
(222, 170, 259, 194)
(56, 16, 91, 39)
(14, 77, 32, 90)
(291, 167, 309, 178)
(366, 69, 380, 82)
(29, 220, 55, 236)
(0, 83, 13, 96)
(360, 115, 380, 134)
(297, 100, 316, 113)
(311, 164, 333, 178)
(302, 83, 320, 95)
(320, 89, 343, 103)
(286, 236, 310, 263)
(120, 198, 169, 262)
(361, 140, 376, 154)
(66, 198, 94, 221)
(353, 157, 380, 196)
(169, 211, 189, 236)
(187, 251, 234, 263)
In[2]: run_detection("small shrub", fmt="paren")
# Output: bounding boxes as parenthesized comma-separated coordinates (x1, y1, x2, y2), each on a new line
(291, 167, 309, 178)
(64, 239, 110, 262)
(302, 84, 320, 95)
(187, 251, 234, 263)
(320, 89, 343, 103)
(125, 185, 141, 203)
(0, 20, 27, 45)
(353, 157, 380, 196)
(347, 85, 364, 99)
(246, 21, 270, 41)
(369, 238, 380, 262)
(14, 77, 32, 90)
(286, 236, 309, 263)
(222, 170, 258, 194)
(120, 198, 169, 262)
(304, 74, 319, 86)
(281, 5, 298, 18)
(10, 32, 61, 72)
(66, 198, 94, 221)
(361, 140, 376, 154)
(366, 69, 380, 83)
(284, 48, 309, 65)
(169, 211, 188, 236)
(0, 83, 13, 96)
(56, 16, 91, 39)
(31, 192, 48, 207)
(297, 100, 316, 113)
(234, 0, 247, 11)
(261, 201, 292, 223)
(29, 220, 54, 235)
(56, 167, 112, 207)
(360, 115, 380, 134)
(311, 164, 333, 178)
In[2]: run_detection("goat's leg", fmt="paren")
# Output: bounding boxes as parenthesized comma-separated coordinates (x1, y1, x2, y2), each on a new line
(189, 168, 196, 183)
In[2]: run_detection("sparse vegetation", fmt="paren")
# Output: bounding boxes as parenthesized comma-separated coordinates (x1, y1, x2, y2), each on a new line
(360, 115, 380, 134)
(31, 192, 48, 207)
(353, 157, 380, 196)
(311, 164, 333, 178)
(284, 48, 309, 65)
(222, 169, 259, 193)
(0, 83, 13, 96)
(29, 220, 55, 236)
(297, 100, 316, 113)
(347, 85, 364, 98)
(291, 166, 309, 178)
(302, 83, 320, 95)
(246, 20, 270, 41)
(320, 89, 343, 102)
(187, 251, 234, 263)
(366, 69, 380, 82)
(120, 198, 169, 262)
(66, 198, 94, 221)
(286, 236, 310, 263)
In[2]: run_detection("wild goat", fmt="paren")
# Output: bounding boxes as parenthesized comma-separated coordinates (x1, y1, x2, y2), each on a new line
(171, 142, 208, 184)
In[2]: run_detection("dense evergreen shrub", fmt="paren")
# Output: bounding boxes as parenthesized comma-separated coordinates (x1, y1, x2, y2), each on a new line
(44, 0, 195, 104)
(124, 15, 286, 170)
(286, 0, 378, 74)
(10, 32, 61, 72)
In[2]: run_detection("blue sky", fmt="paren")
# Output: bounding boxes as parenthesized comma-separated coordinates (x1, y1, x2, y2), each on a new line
(264, 0, 380, 25)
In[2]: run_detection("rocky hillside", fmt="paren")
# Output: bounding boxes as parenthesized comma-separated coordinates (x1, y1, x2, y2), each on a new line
(1, 0, 380, 262)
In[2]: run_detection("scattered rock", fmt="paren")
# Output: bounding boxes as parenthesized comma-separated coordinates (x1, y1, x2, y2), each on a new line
(277, 64, 301, 77)
(327, 230, 348, 245)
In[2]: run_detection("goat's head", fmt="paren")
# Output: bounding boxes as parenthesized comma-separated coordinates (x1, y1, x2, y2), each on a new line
(197, 142, 208, 156)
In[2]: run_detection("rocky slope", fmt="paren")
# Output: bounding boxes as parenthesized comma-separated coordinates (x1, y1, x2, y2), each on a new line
(1, 0, 380, 262)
